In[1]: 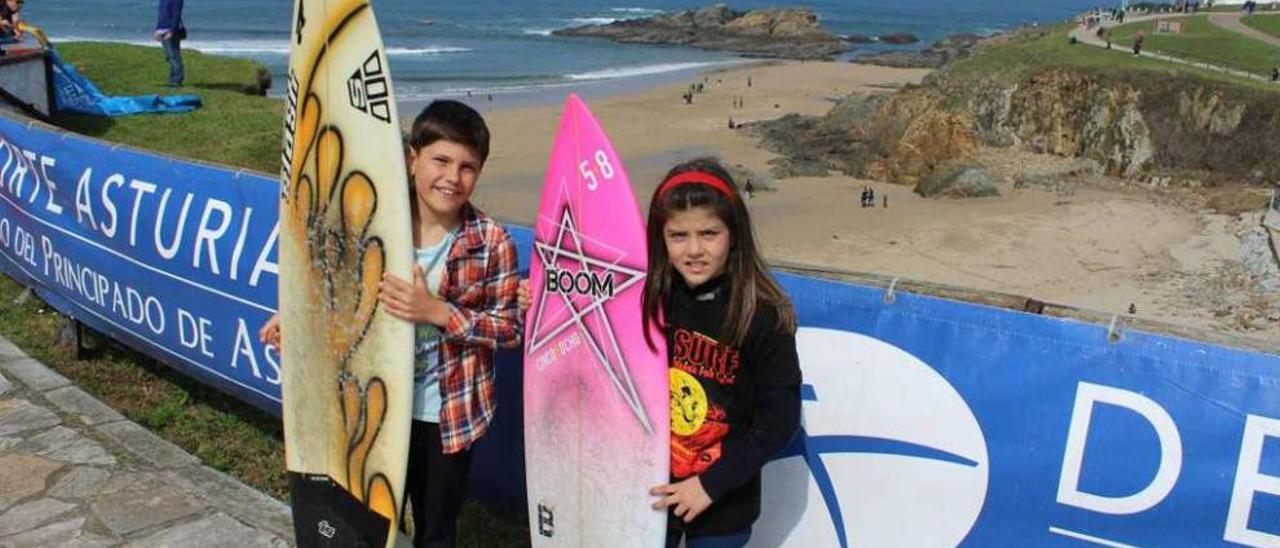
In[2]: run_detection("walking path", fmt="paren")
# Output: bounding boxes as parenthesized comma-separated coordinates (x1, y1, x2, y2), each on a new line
(1208, 12, 1280, 48)
(1068, 11, 1275, 83)
(0, 335, 294, 547)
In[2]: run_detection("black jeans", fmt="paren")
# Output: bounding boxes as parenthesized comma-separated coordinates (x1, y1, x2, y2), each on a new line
(405, 420, 474, 548)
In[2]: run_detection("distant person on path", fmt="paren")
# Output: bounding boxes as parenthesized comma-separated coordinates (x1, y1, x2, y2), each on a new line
(744, 179, 754, 200)
(1272, 66, 1279, 82)
(154, 0, 186, 87)
(1133, 30, 1144, 56)
(883, 194, 888, 209)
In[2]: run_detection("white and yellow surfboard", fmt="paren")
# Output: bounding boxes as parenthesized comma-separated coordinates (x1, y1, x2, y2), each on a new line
(279, 0, 413, 546)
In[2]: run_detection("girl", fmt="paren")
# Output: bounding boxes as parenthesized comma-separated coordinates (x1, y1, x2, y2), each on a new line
(644, 158, 801, 548)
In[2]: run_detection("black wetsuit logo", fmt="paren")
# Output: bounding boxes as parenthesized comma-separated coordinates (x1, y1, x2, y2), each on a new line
(348, 51, 391, 124)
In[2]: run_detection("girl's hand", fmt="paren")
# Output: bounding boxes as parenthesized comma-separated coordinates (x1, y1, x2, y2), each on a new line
(517, 278, 531, 313)
(380, 266, 449, 326)
(649, 477, 712, 523)
(258, 314, 282, 351)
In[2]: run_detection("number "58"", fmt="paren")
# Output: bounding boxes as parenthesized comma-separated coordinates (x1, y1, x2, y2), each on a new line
(579, 150, 615, 191)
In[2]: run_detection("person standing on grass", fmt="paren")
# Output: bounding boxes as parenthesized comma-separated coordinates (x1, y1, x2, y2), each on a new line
(154, 0, 186, 87)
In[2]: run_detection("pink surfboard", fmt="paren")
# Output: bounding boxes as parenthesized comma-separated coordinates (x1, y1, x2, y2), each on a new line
(524, 95, 669, 547)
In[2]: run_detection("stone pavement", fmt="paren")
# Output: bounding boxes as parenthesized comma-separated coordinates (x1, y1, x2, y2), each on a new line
(0, 335, 294, 547)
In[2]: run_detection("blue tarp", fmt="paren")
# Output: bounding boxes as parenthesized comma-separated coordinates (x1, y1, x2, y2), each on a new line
(49, 48, 201, 116)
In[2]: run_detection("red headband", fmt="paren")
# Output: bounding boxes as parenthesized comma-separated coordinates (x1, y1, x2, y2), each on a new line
(656, 171, 736, 202)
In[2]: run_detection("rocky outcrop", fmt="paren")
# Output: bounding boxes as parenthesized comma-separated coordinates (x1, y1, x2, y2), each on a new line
(747, 94, 888, 178)
(554, 4, 850, 59)
(749, 89, 979, 185)
(916, 165, 1000, 198)
(857, 34, 987, 69)
(864, 90, 981, 186)
(752, 43, 1280, 185)
(966, 69, 1154, 178)
(959, 68, 1280, 181)
(1240, 226, 1280, 292)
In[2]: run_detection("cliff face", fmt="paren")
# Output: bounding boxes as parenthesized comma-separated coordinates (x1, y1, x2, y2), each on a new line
(864, 90, 980, 185)
(754, 66, 1280, 186)
(961, 69, 1280, 182)
(968, 69, 1154, 178)
(554, 4, 849, 60)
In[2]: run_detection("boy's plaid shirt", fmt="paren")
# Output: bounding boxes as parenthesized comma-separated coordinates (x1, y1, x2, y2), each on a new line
(436, 203, 522, 454)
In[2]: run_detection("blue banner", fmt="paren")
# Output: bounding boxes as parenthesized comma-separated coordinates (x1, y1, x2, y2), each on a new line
(2, 114, 1279, 546)
(0, 115, 280, 410)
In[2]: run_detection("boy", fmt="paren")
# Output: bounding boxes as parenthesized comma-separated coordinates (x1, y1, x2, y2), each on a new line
(264, 100, 522, 547)
(381, 98, 522, 548)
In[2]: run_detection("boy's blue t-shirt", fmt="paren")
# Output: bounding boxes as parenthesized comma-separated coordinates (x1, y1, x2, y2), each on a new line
(412, 232, 456, 423)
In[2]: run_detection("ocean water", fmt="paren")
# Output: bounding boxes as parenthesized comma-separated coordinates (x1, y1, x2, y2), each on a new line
(24, 0, 1097, 100)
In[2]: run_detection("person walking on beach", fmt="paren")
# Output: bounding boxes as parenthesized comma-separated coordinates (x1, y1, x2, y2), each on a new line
(154, 0, 186, 87)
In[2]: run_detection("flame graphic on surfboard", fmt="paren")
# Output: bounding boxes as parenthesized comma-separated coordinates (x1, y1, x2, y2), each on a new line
(524, 95, 669, 547)
(279, 0, 413, 546)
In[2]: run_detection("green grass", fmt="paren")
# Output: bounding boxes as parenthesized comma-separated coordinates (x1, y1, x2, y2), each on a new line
(1243, 13, 1280, 39)
(52, 42, 283, 175)
(942, 22, 1274, 92)
(1108, 16, 1280, 76)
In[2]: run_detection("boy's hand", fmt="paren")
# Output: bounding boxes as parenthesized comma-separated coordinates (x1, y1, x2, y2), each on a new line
(650, 477, 712, 523)
(517, 278, 531, 313)
(258, 314, 282, 351)
(380, 266, 450, 327)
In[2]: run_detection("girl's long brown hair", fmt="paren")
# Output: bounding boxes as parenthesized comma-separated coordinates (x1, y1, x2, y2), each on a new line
(642, 158, 796, 350)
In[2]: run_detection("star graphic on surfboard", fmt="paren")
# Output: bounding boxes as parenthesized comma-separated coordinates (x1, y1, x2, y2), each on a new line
(527, 198, 653, 434)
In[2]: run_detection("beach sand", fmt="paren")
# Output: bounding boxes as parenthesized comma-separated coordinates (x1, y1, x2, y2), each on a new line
(459, 60, 1276, 341)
